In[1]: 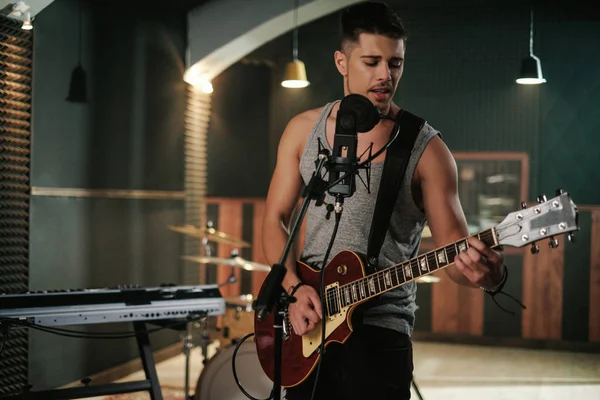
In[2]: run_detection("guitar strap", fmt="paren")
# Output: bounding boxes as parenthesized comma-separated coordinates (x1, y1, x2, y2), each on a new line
(365, 109, 426, 275)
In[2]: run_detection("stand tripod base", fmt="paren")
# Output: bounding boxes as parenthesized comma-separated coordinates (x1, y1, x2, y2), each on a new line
(412, 378, 425, 400)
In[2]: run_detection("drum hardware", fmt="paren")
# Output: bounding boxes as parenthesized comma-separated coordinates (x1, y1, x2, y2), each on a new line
(168, 221, 251, 248)
(195, 332, 281, 400)
(170, 220, 270, 398)
(181, 252, 271, 273)
(182, 321, 194, 400)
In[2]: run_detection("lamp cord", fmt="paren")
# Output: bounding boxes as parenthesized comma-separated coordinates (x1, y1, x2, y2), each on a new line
(78, 1, 82, 66)
(529, 8, 533, 56)
(292, 0, 299, 60)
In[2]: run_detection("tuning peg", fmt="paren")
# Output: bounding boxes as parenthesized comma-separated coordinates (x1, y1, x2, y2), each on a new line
(537, 195, 547, 203)
(549, 237, 559, 248)
(568, 232, 575, 243)
(555, 188, 564, 196)
(530, 243, 539, 254)
(521, 201, 527, 209)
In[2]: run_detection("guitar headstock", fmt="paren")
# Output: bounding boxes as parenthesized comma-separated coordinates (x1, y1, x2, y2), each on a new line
(495, 189, 579, 253)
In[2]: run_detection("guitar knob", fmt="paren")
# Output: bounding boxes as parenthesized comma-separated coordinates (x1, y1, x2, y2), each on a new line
(568, 233, 575, 243)
(555, 188, 564, 196)
(530, 243, 539, 254)
(521, 201, 527, 209)
(549, 237, 559, 248)
(536, 195, 547, 203)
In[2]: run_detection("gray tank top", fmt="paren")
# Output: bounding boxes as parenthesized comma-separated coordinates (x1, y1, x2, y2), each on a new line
(299, 100, 440, 335)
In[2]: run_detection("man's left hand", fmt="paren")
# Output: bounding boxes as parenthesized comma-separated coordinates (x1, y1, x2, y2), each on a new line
(454, 236, 504, 289)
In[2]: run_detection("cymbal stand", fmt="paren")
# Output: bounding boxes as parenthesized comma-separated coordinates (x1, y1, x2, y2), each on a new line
(180, 235, 215, 399)
(182, 321, 193, 400)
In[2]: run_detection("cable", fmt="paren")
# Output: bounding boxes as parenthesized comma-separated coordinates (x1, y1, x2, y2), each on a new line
(325, 117, 401, 193)
(232, 332, 274, 400)
(306, 117, 391, 399)
(0, 315, 204, 340)
(310, 205, 343, 400)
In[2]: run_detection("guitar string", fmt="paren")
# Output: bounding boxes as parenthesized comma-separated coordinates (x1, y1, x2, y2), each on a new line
(324, 230, 495, 309)
(323, 201, 567, 310)
(324, 230, 494, 308)
(333, 200, 563, 304)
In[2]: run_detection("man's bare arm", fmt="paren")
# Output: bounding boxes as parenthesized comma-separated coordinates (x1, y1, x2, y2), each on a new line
(262, 114, 309, 292)
(418, 136, 503, 288)
(262, 113, 323, 335)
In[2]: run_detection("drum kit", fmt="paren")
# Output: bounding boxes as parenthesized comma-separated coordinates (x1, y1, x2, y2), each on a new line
(169, 222, 274, 400)
(169, 222, 440, 400)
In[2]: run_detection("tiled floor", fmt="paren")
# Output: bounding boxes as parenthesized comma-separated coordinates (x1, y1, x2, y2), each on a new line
(93, 339, 600, 400)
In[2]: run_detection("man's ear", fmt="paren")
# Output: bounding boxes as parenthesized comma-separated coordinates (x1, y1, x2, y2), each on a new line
(334, 50, 348, 76)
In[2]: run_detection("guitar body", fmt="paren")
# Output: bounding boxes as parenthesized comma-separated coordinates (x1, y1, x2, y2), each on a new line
(253, 250, 367, 388)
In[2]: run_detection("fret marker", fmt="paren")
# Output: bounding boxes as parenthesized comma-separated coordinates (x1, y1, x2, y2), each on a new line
(359, 282, 366, 298)
(351, 285, 357, 302)
(384, 272, 392, 287)
(458, 242, 467, 252)
(404, 265, 412, 278)
(344, 288, 350, 305)
(420, 257, 428, 272)
(368, 278, 376, 294)
(437, 251, 447, 265)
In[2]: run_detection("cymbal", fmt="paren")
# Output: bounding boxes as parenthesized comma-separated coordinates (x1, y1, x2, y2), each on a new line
(415, 275, 441, 283)
(168, 225, 251, 248)
(181, 255, 271, 272)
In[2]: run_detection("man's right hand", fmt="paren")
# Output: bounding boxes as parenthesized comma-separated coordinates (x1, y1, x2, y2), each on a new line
(288, 284, 322, 336)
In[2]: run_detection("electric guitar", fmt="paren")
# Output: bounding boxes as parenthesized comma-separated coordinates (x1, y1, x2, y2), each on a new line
(254, 190, 579, 388)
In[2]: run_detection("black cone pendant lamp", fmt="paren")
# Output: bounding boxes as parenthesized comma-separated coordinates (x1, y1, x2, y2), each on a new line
(67, 2, 87, 102)
(516, 9, 546, 85)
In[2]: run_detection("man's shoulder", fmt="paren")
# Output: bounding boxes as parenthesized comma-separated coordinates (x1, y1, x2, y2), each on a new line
(289, 106, 325, 127)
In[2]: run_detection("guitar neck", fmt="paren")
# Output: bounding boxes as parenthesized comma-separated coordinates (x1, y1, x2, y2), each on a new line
(332, 228, 499, 310)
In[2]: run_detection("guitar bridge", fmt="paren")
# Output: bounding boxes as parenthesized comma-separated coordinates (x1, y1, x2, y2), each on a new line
(283, 308, 292, 340)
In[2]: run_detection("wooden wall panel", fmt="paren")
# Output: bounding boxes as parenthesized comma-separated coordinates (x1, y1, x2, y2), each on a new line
(252, 201, 269, 298)
(431, 276, 484, 335)
(522, 238, 565, 340)
(217, 200, 243, 298)
(590, 210, 600, 342)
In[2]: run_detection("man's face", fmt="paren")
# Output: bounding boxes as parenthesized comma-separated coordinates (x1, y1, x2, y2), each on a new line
(335, 33, 405, 112)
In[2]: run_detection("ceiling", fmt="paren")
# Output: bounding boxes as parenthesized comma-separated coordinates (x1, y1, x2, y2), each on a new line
(0, 0, 214, 22)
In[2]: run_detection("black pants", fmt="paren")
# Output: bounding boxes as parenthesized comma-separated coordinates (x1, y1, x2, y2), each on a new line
(284, 324, 413, 400)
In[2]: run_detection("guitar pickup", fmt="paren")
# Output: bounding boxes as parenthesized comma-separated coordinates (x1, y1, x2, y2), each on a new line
(324, 283, 341, 319)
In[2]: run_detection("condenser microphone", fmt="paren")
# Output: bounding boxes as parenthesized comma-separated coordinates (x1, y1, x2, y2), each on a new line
(327, 94, 380, 198)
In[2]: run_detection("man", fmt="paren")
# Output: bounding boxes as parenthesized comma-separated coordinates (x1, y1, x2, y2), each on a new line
(261, 2, 505, 399)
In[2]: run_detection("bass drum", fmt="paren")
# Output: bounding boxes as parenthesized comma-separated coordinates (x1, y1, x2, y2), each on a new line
(194, 339, 283, 400)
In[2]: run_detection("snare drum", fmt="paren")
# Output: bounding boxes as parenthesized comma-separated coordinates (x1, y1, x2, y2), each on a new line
(194, 339, 283, 400)
(217, 294, 255, 347)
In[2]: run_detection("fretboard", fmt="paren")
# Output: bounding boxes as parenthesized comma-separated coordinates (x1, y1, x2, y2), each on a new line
(327, 229, 498, 313)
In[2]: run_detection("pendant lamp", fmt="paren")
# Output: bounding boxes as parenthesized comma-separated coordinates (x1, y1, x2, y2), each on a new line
(67, 2, 87, 102)
(281, 0, 309, 88)
(516, 9, 546, 85)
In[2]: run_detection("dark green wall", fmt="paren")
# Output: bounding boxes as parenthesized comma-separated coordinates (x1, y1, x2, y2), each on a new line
(207, 62, 272, 197)
(30, 0, 187, 389)
(232, 1, 600, 206)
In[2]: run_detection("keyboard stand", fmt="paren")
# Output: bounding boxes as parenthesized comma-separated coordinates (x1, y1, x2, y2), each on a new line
(0, 322, 164, 400)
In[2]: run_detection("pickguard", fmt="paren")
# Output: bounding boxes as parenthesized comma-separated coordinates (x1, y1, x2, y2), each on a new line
(301, 309, 348, 357)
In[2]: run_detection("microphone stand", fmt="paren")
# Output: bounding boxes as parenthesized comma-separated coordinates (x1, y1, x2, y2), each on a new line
(253, 151, 330, 400)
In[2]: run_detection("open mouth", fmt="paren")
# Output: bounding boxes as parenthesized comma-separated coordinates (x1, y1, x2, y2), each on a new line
(370, 88, 391, 100)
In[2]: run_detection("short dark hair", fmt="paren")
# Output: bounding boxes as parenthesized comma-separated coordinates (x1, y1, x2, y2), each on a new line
(339, 1, 407, 52)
